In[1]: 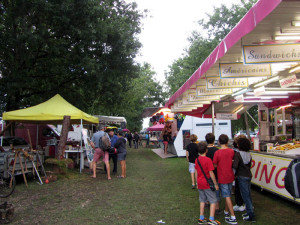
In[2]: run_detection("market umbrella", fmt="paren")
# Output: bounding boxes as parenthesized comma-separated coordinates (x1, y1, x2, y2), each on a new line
(147, 123, 164, 131)
(122, 128, 130, 132)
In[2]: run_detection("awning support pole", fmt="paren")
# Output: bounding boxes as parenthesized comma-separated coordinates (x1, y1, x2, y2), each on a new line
(80, 119, 83, 173)
(212, 101, 215, 135)
(246, 111, 259, 127)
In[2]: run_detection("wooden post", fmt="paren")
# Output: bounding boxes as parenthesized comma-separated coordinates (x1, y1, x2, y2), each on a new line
(57, 115, 71, 160)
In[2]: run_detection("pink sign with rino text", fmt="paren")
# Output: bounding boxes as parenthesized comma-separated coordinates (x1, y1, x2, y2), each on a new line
(250, 152, 300, 204)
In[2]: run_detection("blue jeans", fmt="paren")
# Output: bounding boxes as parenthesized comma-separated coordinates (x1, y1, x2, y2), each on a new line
(238, 176, 255, 220)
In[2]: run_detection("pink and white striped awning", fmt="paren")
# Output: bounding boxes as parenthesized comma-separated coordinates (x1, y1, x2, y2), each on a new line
(165, 0, 284, 109)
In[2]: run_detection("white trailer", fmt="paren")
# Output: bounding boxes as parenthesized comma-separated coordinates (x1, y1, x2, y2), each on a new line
(174, 116, 232, 157)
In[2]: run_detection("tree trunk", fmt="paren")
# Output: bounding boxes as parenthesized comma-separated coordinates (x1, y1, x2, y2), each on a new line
(57, 116, 71, 160)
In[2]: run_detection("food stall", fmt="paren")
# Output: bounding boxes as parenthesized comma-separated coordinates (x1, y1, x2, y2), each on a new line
(164, 0, 300, 203)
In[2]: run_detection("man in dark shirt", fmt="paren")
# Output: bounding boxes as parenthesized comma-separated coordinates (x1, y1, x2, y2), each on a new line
(134, 131, 139, 149)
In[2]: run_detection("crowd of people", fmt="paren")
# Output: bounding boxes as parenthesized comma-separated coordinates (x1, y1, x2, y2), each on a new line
(88, 125, 255, 224)
(89, 126, 147, 179)
(186, 133, 255, 225)
(90, 125, 127, 179)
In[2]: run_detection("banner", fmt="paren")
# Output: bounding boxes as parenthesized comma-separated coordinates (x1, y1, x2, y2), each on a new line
(177, 100, 201, 108)
(279, 74, 297, 88)
(206, 77, 248, 89)
(182, 97, 203, 107)
(243, 44, 300, 64)
(171, 105, 197, 112)
(251, 153, 300, 204)
(196, 86, 232, 96)
(254, 86, 266, 97)
(219, 63, 272, 78)
(216, 113, 237, 120)
(189, 93, 220, 102)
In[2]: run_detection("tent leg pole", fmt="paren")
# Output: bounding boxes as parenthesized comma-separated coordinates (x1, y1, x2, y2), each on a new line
(1, 120, 3, 146)
(36, 124, 39, 149)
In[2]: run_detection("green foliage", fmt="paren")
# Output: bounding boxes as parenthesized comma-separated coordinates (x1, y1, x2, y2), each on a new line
(0, 0, 143, 113)
(231, 105, 258, 135)
(45, 157, 74, 174)
(118, 63, 166, 131)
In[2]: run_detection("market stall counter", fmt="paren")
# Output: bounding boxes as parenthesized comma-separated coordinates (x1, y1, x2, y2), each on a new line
(250, 150, 300, 204)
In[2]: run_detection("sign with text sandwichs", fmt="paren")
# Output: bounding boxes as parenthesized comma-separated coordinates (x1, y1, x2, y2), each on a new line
(219, 63, 272, 78)
(196, 86, 232, 96)
(206, 77, 248, 89)
(243, 44, 300, 64)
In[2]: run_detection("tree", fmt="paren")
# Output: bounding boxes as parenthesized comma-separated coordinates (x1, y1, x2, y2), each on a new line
(0, 0, 143, 115)
(118, 63, 166, 131)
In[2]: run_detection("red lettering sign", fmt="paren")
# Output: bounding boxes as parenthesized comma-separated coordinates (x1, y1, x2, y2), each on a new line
(259, 164, 276, 183)
(275, 167, 287, 189)
(255, 161, 261, 179)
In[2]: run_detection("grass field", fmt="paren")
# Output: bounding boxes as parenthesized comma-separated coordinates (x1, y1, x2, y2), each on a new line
(3, 147, 300, 225)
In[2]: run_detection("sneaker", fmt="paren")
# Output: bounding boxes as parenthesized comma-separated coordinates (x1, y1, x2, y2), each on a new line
(242, 213, 248, 218)
(198, 218, 208, 224)
(224, 213, 230, 219)
(207, 219, 221, 225)
(243, 217, 256, 223)
(233, 205, 245, 212)
(225, 217, 238, 225)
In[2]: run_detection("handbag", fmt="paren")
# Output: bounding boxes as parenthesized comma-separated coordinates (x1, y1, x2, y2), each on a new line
(196, 158, 216, 191)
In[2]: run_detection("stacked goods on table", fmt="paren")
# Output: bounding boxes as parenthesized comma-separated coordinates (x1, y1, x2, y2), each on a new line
(267, 143, 300, 155)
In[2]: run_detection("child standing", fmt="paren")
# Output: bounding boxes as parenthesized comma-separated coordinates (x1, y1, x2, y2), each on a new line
(213, 134, 237, 225)
(233, 136, 256, 222)
(186, 134, 199, 189)
(196, 141, 220, 225)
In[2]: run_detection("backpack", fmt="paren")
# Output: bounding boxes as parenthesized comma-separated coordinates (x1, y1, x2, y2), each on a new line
(284, 158, 300, 198)
(99, 134, 111, 151)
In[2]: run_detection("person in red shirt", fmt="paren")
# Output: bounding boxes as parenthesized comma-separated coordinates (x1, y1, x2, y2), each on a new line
(195, 142, 220, 225)
(213, 134, 237, 225)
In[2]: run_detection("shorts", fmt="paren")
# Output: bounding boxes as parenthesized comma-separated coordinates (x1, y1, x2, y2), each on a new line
(163, 141, 168, 145)
(189, 162, 195, 173)
(219, 183, 233, 198)
(118, 152, 127, 161)
(93, 148, 109, 163)
(198, 189, 218, 204)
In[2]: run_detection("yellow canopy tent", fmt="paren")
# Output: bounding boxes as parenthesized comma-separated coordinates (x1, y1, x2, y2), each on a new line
(2, 94, 98, 173)
(2, 94, 99, 124)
